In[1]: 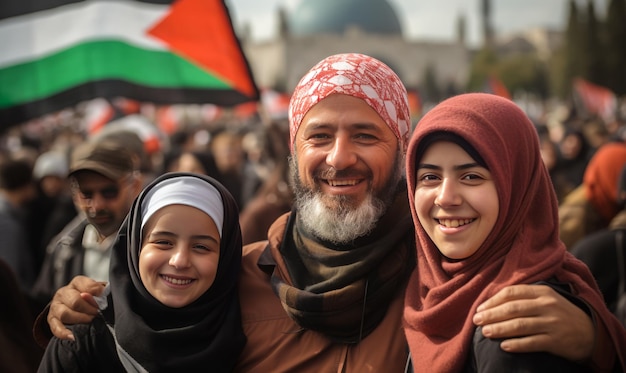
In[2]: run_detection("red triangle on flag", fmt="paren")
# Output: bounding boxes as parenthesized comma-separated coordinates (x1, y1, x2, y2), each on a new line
(573, 78, 616, 120)
(147, 0, 257, 98)
(488, 75, 511, 100)
(406, 89, 422, 118)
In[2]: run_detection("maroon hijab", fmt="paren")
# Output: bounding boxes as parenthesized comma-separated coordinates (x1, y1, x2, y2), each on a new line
(403, 93, 626, 372)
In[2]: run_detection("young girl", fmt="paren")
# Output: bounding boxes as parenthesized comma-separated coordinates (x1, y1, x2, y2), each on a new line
(39, 172, 245, 372)
(403, 93, 626, 372)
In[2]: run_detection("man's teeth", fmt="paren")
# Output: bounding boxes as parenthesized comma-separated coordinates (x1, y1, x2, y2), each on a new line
(328, 179, 358, 186)
(438, 219, 473, 228)
(162, 275, 192, 285)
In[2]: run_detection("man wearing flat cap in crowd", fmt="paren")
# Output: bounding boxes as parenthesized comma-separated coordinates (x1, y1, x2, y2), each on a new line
(32, 137, 143, 308)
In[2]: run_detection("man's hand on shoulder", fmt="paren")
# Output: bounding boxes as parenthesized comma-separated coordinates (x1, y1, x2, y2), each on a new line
(48, 276, 106, 340)
(473, 284, 594, 362)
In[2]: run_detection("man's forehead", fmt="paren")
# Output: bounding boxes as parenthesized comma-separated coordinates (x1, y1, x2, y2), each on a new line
(72, 170, 118, 185)
(298, 95, 392, 131)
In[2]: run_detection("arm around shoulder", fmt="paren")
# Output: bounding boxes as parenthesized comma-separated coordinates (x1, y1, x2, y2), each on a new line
(471, 326, 592, 373)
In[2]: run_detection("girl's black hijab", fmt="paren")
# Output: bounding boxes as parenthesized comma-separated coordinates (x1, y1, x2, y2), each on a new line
(106, 172, 245, 372)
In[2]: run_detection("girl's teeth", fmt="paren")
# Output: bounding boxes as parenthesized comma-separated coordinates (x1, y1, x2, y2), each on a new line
(163, 276, 192, 285)
(440, 219, 472, 228)
(328, 180, 358, 186)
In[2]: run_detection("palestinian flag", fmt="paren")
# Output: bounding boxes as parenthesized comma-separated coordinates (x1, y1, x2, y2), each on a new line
(0, 0, 259, 130)
(573, 78, 617, 121)
(484, 74, 511, 100)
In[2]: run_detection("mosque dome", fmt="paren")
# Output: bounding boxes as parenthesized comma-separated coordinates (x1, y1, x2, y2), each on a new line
(288, 0, 403, 37)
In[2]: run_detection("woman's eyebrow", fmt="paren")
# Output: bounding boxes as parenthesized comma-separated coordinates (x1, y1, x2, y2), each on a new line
(417, 162, 481, 170)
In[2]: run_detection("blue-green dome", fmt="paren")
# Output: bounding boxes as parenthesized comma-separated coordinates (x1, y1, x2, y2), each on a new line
(289, 0, 403, 36)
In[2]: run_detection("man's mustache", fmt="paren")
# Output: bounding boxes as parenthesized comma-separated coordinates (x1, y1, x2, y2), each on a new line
(88, 210, 111, 219)
(315, 168, 369, 179)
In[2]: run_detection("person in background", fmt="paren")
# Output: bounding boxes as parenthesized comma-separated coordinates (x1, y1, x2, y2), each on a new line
(28, 151, 77, 274)
(38, 173, 245, 372)
(239, 122, 293, 245)
(552, 129, 593, 200)
(210, 129, 246, 208)
(403, 93, 625, 372)
(163, 148, 222, 180)
(582, 117, 611, 151)
(536, 124, 569, 203)
(559, 141, 626, 249)
(31, 137, 143, 306)
(0, 258, 43, 373)
(0, 158, 37, 290)
(39, 53, 599, 372)
(571, 164, 626, 321)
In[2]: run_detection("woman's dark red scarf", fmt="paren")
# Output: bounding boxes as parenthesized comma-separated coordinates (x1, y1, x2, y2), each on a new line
(403, 93, 626, 372)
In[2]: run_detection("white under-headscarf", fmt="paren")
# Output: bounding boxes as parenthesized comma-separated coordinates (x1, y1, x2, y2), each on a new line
(140, 176, 224, 238)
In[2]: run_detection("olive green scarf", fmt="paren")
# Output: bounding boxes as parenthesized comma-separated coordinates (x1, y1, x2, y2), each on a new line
(268, 191, 414, 343)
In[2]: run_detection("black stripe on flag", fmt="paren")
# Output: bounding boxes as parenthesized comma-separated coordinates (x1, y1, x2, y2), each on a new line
(0, 79, 253, 132)
(0, 0, 172, 21)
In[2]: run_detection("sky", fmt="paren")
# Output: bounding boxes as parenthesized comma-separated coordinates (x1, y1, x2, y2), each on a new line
(226, 0, 609, 48)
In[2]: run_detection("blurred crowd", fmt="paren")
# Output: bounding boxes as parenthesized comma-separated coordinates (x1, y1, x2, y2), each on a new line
(535, 108, 626, 317)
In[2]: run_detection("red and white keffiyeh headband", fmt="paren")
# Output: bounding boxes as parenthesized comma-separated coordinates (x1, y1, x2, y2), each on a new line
(288, 53, 411, 153)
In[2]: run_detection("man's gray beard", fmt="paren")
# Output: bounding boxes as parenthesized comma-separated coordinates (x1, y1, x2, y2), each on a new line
(289, 152, 403, 245)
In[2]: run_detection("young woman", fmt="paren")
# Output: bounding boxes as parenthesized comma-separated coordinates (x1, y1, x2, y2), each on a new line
(403, 93, 626, 372)
(39, 172, 245, 372)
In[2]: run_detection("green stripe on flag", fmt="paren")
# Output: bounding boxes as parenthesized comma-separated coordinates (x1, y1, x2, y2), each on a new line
(0, 39, 231, 109)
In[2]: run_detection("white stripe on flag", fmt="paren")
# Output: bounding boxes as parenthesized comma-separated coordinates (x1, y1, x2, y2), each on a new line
(0, 0, 169, 67)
